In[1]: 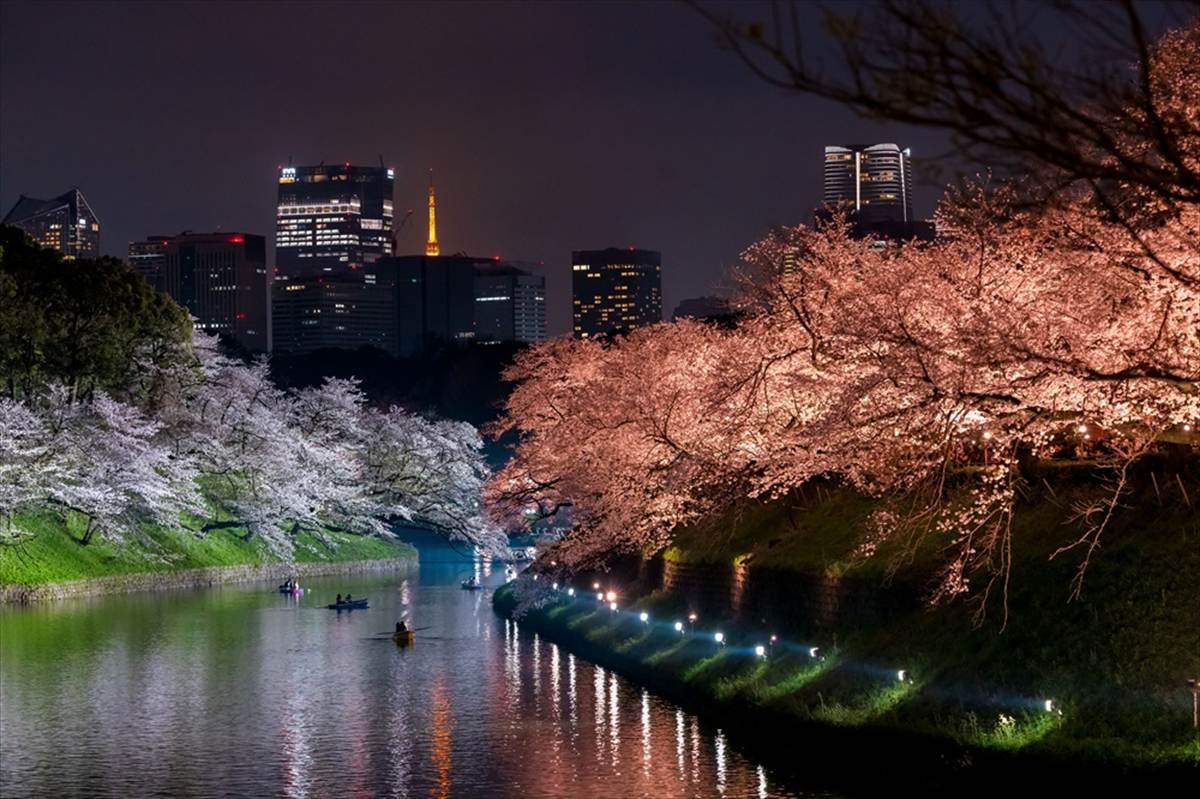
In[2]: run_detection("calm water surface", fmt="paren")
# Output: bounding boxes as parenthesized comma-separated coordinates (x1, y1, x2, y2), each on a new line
(0, 545, 835, 798)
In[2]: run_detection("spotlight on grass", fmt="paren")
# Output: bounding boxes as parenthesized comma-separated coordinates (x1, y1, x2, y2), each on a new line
(639, 612, 649, 623)
(896, 669, 907, 682)
(714, 632, 725, 645)
(754, 645, 766, 658)
(674, 621, 684, 633)
(1044, 699, 1056, 713)
(809, 647, 820, 659)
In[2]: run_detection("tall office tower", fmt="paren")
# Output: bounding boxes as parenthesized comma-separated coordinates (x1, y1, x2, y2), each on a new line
(127, 237, 169, 290)
(151, 232, 270, 353)
(425, 169, 440, 256)
(275, 163, 395, 279)
(272, 275, 398, 356)
(571, 247, 662, 339)
(2, 188, 100, 259)
(474, 262, 546, 345)
(823, 143, 913, 223)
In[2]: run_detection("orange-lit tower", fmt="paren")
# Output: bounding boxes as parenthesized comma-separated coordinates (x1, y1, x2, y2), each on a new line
(425, 169, 440, 256)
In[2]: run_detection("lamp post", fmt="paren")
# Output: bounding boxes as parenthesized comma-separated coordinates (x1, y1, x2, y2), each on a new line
(1189, 678, 1199, 730)
(688, 612, 697, 634)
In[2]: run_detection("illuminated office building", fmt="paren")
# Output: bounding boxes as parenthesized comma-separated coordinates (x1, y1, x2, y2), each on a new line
(275, 163, 395, 279)
(272, 275, 397, 356)
(823, 143, 913, 223)
(571, 247, 662, 339)
(127, 237, 168, 290)
(474, 263, 546, 345)
(2, 188, 100, 259)
(136, 232, 270, 353)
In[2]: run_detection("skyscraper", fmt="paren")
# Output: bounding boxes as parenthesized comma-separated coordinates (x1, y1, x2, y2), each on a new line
(823, 143, 913, 223)
(275, 163, 395, 279)
(571, 247, 662, 339)
(127, 237, 168, 290)
(2, 188, 100, 259)
(139, 232, 270, 353)
(272, 274, 397, 356)
(474, 262, 546, 345)
(387, 254, 481, 356)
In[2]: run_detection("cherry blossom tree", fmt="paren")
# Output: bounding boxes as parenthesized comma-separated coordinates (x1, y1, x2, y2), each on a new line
(0, 327, 500, 557)
(488, 22, 1200, 624)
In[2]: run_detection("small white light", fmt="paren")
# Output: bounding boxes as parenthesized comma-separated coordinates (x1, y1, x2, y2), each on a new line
(982, 431, 993, 440)
(674, 621, 684, 633)
(769, 634, 777, 643)
(688, 613, 697, 622)
(605, 591, 616, 602)
(809, 647, 820, 658)
(639, 612, 649, 623)
(567, 588, 575, 597)
(596, 592, 604, 601)
(532, 574, 538, 581)
(1184, 423, 1193, 432)
(1077, 424, 1088, 434)
(593, 582, 600, 590)
(897, 669, 907, 682)
(714, 632, 725, 644)
(754, 645, 766, 658)
(609, 602, 618, 612)
(1044, 699, 1055, 713)
(552, 582, 558, 590)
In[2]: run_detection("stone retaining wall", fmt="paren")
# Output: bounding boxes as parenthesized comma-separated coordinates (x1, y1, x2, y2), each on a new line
(0, 555, 417, 605)
(584, 555, 923, 636)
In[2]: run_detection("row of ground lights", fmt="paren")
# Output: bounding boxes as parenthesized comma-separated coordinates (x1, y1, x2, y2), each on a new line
(533, 575, 1062, 718)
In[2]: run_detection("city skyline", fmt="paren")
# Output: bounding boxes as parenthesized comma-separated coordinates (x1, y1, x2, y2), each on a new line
(0, 0, 945, 336)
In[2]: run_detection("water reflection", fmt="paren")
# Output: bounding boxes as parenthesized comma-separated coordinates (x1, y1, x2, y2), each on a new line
(0, 546, 819, 798)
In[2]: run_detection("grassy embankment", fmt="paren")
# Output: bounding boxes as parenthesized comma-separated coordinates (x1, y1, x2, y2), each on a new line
(0, 510, 414, 586)
(496, 461, 1200, 779)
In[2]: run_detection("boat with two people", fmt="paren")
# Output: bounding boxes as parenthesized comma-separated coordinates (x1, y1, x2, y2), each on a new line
(279, 578, 303, 595)
(461, 577, 484, 591)
(327, 592, 369, 610)
(392, 620, 415, 646)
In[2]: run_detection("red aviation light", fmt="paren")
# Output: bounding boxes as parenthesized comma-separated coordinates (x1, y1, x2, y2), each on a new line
(229, 235, 244, 244)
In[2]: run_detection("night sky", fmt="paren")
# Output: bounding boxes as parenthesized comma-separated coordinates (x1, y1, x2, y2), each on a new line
(1, 0, 947, 336)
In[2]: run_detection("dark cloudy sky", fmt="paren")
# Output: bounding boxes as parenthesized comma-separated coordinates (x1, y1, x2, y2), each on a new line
(1, 0, 949, 335)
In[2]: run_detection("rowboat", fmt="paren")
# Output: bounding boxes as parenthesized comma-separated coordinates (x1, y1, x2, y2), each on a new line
(393, 630, 415, 645)
(461, 580, 483, 590)
(279, 585, 303, 594)
(326, 599, 369, 610)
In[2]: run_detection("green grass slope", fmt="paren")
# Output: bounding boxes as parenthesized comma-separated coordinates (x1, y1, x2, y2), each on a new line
(0, 511, 413, 586)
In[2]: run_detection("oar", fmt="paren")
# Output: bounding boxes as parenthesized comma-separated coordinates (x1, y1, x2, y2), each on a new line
(371, 626, 433, 636)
